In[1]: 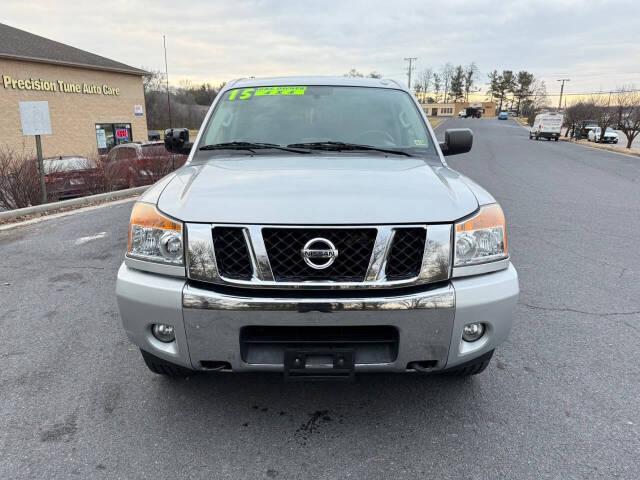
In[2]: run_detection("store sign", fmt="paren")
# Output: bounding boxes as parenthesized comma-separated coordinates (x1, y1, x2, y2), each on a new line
(19, 101, 52, 135)
(2, 75, 120, 96)
(115, 128, 129, 139)
(134, 104, 143, 116)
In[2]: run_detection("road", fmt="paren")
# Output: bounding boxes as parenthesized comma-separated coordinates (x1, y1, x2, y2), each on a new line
(1, 118, 639, 479)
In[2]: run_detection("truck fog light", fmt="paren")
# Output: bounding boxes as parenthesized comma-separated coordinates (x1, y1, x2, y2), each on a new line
(152, 324, 175, 343)
(462, 322, 485, 342)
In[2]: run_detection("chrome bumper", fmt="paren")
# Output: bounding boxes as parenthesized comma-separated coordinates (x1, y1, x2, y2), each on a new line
(116, 263, 519, 372)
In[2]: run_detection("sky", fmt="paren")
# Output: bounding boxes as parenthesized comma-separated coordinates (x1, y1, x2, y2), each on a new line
(3, 0, 640, 100)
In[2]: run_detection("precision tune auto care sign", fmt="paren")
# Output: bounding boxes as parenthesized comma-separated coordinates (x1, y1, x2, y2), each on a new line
(2, 75, 120, 95)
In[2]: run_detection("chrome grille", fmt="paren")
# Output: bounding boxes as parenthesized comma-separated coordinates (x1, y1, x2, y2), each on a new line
(185, 223, 452, 289)
(263, 228, 377, 282)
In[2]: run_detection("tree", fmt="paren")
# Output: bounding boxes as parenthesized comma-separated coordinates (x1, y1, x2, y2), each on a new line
(440, 63, 454, 103)
(419, 68, 433, 103)
(344, 68, 364, 78)
(487, 70, 516, 113)
(563, 101, 595, 138)
(614, 87, 640, 148)
(432, 73, 441, 103)
(463, 62, 479, 101)
(450, 65, 465, 102)
(368, 71, 383, 79)
(521, 79, 548, 124)
(590, 94, 618, 143)
(513, 71, 535, 115)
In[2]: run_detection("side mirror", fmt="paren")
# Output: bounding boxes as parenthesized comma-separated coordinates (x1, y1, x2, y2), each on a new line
(440, 128, 473, 156)
(164, 128, 193, 155)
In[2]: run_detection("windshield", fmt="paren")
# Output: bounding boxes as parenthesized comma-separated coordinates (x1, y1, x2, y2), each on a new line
(201, 86, 432, 153)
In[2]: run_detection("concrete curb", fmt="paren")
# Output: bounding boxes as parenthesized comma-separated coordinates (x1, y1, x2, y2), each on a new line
(0, 186, 148, 221)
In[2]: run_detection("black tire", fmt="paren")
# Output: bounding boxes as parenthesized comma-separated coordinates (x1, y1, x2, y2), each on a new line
(554, 137, 558, 142)
(445, 350, 494, 377)
(140, 349, 194, 376)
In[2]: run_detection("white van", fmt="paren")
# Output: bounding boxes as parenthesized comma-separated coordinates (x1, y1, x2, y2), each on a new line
(529, 113, 563, 141)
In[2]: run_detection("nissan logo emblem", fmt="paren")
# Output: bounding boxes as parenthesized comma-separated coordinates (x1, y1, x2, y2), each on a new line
(301, 238, 339, 269)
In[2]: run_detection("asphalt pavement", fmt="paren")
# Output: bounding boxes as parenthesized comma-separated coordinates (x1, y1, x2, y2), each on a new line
(1, 118, 639, 479)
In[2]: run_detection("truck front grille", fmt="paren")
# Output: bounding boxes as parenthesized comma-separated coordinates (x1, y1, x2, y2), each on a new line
(385, 228, 426, 280)
(212, 227, 253, 280)
(262, 228, 377, 282)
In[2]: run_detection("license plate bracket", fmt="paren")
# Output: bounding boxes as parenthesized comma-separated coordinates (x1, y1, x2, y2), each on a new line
(284, 348, 355, 381)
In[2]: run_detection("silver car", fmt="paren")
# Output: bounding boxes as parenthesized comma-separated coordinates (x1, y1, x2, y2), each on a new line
(116, 76, 519, 380)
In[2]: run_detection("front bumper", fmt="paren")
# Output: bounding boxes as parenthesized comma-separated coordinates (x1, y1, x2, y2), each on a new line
(116, 263, 519, 372)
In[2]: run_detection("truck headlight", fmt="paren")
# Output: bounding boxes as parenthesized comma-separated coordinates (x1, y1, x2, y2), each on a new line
(127, 202, 183, 264)
(454, 204, 508, 266)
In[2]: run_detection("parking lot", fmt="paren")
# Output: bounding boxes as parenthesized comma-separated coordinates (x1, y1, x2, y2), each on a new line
(1, 118, 639, 479)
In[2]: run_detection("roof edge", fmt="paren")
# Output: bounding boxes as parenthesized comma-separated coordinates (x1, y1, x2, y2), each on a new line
(0, 53, 149, 76)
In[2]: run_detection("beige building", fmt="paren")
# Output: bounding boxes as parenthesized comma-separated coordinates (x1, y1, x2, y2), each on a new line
(423, 101, 497, 117)
(0, 23, 148, 159)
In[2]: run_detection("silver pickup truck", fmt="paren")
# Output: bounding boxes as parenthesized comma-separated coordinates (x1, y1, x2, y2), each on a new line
(116, 76, 519, 380)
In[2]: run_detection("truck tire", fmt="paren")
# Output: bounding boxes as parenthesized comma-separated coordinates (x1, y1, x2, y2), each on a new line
(140, 349, 194, 376)
(554, 136, 558, 142)
(445, 350, 494, 377)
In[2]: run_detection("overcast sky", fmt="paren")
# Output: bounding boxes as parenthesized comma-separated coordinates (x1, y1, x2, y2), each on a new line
(4, 0, 640, 99)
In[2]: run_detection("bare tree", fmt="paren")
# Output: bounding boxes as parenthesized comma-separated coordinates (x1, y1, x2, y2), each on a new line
(463, 62, 479, 102)
(590, 94, 618, 143)
(564, 101, 596, 139)
(614, 87, 640, 149)
(440, 63, 454, 103)
(344, 68, 364, 78)
(419, 68, 433, 103)
(432, 73, 441, 103)
(368, 71, 383, 79)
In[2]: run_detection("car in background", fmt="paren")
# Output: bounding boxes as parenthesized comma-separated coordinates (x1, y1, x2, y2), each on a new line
(148, 131, 161, 141)
(588, 127, 619, 144)
(104, 141, 188, 189)
(43, 156, 99, 200)
(529, 113, 563, 141)
(498, 112, 509, 120)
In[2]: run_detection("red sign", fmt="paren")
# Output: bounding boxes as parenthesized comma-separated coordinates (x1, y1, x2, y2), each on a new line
(115, 128, 129, 139)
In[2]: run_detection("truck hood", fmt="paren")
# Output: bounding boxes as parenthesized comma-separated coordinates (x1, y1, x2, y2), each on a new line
(156, 155, 479, 224)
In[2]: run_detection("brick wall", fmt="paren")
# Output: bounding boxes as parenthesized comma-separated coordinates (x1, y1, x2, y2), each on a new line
(0, 58, 147, 158)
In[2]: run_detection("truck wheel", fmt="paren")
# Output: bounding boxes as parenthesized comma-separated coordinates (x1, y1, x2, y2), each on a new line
(445, 350, 494, 377)
(140, 349, 194, 376)
(554, 136, 558, 142)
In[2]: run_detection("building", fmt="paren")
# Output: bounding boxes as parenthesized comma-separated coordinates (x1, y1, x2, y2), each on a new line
(423, 101, 497, 117)
(0, 23, 148, 159)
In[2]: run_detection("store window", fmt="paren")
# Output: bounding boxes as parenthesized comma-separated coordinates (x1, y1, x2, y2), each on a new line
(95, 123, 132, 154)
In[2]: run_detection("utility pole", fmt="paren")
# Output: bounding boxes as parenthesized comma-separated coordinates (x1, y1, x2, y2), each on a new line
(557, 78, 570, 110)
(404, 57, 417, 90)
(163, 35, 172, 128)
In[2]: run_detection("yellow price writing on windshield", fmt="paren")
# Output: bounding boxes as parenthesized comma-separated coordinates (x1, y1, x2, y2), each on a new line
(228, 86, 307, 100)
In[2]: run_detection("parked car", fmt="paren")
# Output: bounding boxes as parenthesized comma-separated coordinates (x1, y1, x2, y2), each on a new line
(104, 141, 188, 189)
(529, 113, 563, 141)
(148, 131, 161, 141)
(42, 156, 99, 199)
(498, 112, 509, 120)
(588, 127, 619, 144)
(116, 76, 519, 380)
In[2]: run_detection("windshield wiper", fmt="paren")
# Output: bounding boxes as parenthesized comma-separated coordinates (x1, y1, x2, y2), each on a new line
(200, 141, 309, 154)
(286, 141, 413, 157)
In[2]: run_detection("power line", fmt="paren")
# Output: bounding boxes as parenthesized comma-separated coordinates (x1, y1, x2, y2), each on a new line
(404, 57, 417, 90)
